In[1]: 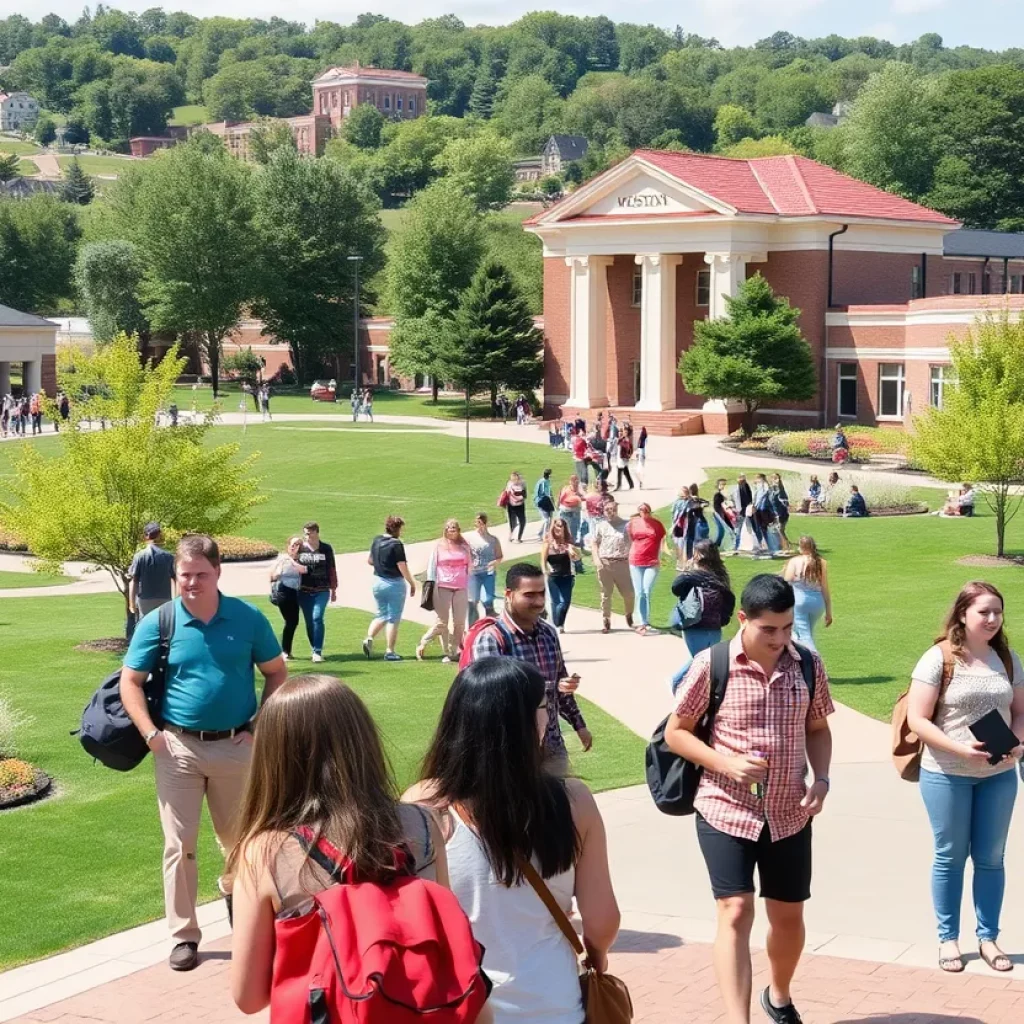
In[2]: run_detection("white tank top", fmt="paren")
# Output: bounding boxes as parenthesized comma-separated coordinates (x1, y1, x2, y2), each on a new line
(446, 808, 583, 1024)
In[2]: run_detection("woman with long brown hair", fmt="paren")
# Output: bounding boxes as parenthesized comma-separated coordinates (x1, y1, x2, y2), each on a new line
(781, 536, 832, 651)
(418, 519, 473, 663)
(541, 516, 579, 633)
(906, 582, 1024, 975)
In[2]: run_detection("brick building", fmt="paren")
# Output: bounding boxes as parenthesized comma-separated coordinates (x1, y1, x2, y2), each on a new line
(201, 113, 332, 160)
(525, 150, 1024, 434)
(312, 63, 428, 131)
(0, 304, 57, 397)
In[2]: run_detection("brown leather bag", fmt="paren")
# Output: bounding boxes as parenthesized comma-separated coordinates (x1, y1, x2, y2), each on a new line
(518, 859, 633, 1024)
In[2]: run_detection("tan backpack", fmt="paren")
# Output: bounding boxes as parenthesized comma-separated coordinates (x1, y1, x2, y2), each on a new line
(891, 640, 1014, 780)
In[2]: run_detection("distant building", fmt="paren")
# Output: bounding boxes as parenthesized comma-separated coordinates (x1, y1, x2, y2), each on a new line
(197, 113, 332, 161)
(0, 303, 57, 397)
(0, 91, 40, 131)
(130, 136, 177, 158)
(312, 62, 429, 132)
(804, 101, 852, 130)
(541, 135, 589, 177)
(514, 157, 542, 183)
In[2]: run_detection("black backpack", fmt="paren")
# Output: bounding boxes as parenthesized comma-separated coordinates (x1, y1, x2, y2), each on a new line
(645, 641, 816, 816)
(75, 602, 175, 771)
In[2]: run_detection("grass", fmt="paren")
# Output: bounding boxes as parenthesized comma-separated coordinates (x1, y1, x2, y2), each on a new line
(0, 596, 644, 968)
(15, 158, 39, 175)
(0, 569, 68, 589)
(168, 104, 210, 126)
(380, 207, 408, 234)
(0, 140, 43, 156)
(57, 154, 135, 177)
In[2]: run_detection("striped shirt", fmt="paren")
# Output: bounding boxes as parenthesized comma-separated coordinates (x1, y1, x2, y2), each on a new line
(674, 632, 834, 842)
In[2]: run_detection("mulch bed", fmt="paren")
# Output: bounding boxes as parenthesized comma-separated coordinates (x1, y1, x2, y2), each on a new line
(0, 767, 53, 811)
(957, 555, 1024, 568)
(75, 637, 129, 654)
(793, 503, 929, 517)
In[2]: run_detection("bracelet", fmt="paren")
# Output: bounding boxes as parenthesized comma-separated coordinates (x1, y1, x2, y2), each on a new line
(814, 776, 830, 791)
(143, 728, 159, 743)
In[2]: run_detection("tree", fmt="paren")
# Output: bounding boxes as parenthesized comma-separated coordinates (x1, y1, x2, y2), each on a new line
(250, 147, 386, 385)
(384, 179, 484, 401)
(247, 119, 297, 165)
(714, 104, 758, 150)
(34, 113, 57, 145)
(73, 240, 149, 343)
(0, 154, 20, 182)
(0, 194, 81, 313)
(433, 131, 515, 211)
(0, 334, 263, 624)
(61, 157, 95, 205)
(119, 138, 253, 396)
(342, 103, 385, 149)
(221, 346, 264, 405)
(438, 259, 544, 413)
(678, 273, 816, 436)
(912, 316, 1024, 557)
(492, 75, 563, 155)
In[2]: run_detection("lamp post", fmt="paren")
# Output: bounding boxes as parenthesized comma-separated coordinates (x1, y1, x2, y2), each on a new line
(347, 255, 364, 395)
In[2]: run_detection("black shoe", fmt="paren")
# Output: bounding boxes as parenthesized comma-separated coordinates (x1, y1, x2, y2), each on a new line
(362, 638, 372, 659)
(760, 987, 802, 1024)
(225, 892, 233, 928)
(169, 941, 199, 971)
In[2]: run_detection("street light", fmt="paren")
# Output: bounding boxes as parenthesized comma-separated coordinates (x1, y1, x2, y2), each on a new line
(347, 255, 364, 395)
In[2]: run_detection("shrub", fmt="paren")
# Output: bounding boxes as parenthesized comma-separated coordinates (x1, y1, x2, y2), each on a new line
(0, 694, 33, 758)
(215, 536, 278, 562)
(0, 758, 36, 793)
(0, 528, 28, 552)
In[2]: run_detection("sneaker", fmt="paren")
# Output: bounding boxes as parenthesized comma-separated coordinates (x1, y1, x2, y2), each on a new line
(760, 987, 803, 1024)
(362, 638, 372, 660)
(644, 626, 661, 636)
(441, 655, 453, 664)
(282, 652, 291, 661)
(169, 941, 199, 972)
(311, 652, 323, 663)
(384, 651, 402, 662)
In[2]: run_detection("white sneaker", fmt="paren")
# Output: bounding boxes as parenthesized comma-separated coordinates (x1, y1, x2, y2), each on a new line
(282, 653, 291, 661)
(311, 653, 323, 663)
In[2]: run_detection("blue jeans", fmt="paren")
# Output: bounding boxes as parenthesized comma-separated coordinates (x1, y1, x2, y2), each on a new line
(559, 507, 581, 545)
(297, 590, 330, 656)
(712, 513, 734, 548)
(629, 564, 659, 627)
(467, 571, 496, 625)
(792, 582, 825, 652)
(919, 768, 1018, 942)
(371, 576, 406, 624)
(547, 575, 574, 628)
(670, 627, 722, 694)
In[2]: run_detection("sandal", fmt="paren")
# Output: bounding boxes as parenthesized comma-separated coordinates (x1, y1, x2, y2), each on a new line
(938, 954, 965, 973)
(415, 643, 426, 661)
(980, 943, 1014, 973)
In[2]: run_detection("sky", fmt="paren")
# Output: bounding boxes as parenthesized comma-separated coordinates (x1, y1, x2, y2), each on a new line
(11, 0, 1021, 52)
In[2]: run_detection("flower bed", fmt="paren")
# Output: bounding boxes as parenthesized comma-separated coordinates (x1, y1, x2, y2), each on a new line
(0, 532, 276, 562)
(0, 528, 29, 553)
(0, 758, 52, 810)
(765, 428, 912, 464)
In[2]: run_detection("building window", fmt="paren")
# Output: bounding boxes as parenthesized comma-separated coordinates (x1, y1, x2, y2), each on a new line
(930, 365, 949, 409)
(384, 95, 391, 110)
(911, 265, 923, 300)
(319, 94, 326, 113)
(951, 272, 976, 295)
(332, 91, 338, 109)
(838, 363, 857, 418)
(696, 269, 711, 307)
(1010, 274, 1023, 294)
(409, 97, 415, 112)
(631, 265, 643, 307)
(878, 363, 905, 418)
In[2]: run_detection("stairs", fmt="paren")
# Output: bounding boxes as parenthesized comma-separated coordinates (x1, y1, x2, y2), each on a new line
(553, 405, 705, 437)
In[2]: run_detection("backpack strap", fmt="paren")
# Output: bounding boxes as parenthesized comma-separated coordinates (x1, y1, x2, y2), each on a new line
(706, 641, 731, 728)
(792, 644, 817, 706)
(292, 828, 347, 885)
(491, 617, 513, 654)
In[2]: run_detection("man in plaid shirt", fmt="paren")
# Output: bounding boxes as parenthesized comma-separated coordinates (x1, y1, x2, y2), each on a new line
(469, 563, 593, 764)
(666, 575, 834, 1024)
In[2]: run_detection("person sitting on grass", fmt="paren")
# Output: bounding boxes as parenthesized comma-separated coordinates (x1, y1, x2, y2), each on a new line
(805, 475, 822, 512)
(959, 484, 976, 517)
(840, 485, 868, 518)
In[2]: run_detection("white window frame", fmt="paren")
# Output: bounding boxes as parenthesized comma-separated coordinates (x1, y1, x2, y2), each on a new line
(930, 365, 949, 409)
(910, 265, 923, 300)
(951, 272, 976, 295)
(878, 363, 905, 420)
(695, 269, 711, 307)
(837, 362, 858, 418)
(631, 265, 642, 307)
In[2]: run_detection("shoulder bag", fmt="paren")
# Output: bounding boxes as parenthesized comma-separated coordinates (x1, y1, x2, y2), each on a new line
(518, 859, 632, 1024)
(421, 549, 437, 612)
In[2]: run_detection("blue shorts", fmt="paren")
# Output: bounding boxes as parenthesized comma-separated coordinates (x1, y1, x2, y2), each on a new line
(372, 576, 407, 624)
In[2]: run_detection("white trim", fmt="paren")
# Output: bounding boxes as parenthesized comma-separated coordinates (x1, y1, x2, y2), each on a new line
(876, 415, 904, 422)
(826, 308, 1024, 327)
(367, 344, 389, 354)
(826, 347, 949, 361)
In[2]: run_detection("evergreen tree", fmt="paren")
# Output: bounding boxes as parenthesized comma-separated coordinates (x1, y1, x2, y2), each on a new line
(679, 273, 816, 436)
(61, 157, 95, 205)
(468, 54, 498, 120)
(0, 153, 20, 182)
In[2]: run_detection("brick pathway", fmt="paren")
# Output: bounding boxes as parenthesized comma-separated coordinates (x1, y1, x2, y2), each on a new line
(10, 933, 1024, 1024)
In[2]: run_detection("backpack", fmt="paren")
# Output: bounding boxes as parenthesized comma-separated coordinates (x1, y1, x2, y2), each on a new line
(457, 617, 513, 670)
(75, 601, 174, 771)
(270, 828, 490, 1024)
(618, 438, 632, 460)
(891, 641, 1014, 781)
(646, 641, 816, 816)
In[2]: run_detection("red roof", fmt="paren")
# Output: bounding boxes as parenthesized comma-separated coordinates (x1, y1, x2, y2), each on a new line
(314, 65, 427, 85)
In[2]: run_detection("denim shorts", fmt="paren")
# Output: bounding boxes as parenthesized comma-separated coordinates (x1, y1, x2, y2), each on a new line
(372, 576, 407, 624)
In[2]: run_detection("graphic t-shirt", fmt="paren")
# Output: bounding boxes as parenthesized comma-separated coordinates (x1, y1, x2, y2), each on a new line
(298, 541, 337, 591)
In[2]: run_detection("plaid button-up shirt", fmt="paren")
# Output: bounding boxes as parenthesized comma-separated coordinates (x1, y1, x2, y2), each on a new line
(471, 611, 586, 755)
(674, 633, 834, 842)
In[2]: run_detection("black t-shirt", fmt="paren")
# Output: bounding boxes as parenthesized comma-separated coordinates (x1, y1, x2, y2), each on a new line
(546, 549, 572, 577)
(298, 541, 336, 591)
(712, 492, 727, 517)
(371, 535, 407, 580)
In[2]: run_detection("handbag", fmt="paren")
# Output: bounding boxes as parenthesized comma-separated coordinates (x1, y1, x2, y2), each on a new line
(497, 489, 510, 508)
(538, 494, 555, 514)
(269, 580, 285, 607)
(518, 859, 632, 1024)
(420, 580, 436, 612)
(677, 588, 704, 629)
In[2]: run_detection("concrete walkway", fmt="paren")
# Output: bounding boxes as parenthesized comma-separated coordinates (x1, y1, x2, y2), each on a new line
(3, 414, 1021, 1022)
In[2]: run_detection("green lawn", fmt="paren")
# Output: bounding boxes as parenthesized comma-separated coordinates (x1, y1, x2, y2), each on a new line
(168, 104, 210, 126)
(0, 596, 644, 968)
(15, 158, 39, 175)
(0, 569, 68, 589)
(0, 140, 43, 156)
(58, 154, 135, 176)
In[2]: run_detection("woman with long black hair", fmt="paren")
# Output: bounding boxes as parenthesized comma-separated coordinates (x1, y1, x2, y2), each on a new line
(405, 658, 620, 1023)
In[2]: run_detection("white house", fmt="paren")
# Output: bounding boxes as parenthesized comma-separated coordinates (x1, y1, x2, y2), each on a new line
(0, 92, 40, 132)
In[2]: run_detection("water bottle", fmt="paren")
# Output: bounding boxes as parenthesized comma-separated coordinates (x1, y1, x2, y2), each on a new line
(751, 750, 768, 802)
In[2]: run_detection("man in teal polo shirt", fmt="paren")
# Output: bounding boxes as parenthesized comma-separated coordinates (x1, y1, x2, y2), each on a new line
(120, 534, 287, 973)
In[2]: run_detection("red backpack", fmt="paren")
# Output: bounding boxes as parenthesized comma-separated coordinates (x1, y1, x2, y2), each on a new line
(458, 617, 513, 670)
(271, 829, 490, 1024)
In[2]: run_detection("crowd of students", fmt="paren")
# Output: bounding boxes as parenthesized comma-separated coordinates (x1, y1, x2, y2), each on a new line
(1, 391, 70, 436)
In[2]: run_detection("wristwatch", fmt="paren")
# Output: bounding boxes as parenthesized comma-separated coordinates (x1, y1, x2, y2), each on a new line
(143, 728, 160, 744)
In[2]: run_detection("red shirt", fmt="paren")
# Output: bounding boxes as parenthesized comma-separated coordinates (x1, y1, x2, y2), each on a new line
(572, 434, 587, 460)
(627, 516, 666, 567)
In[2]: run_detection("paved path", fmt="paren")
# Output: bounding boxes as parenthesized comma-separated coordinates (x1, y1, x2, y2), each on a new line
(5, 413, 1021, 1022)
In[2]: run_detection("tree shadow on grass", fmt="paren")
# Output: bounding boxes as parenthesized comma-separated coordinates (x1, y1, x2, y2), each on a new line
(611, 930, 684, 954)
(828, 675, 896, 687)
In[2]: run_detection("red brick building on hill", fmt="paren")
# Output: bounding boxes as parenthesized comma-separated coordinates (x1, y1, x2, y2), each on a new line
(525, 150, 1024, 434)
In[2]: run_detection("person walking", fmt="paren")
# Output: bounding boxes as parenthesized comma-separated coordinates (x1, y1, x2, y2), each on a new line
(542, 517, 579, 634)
(260, 384, 272, 422)
(752, 473, 777, 557)
(268, 536, 306, 660)
(613, 431, 634, 491)
(571, 428, 589, 486)
(770, 474, 792, 553)
(579, 479, 607, 557)
(350, 387, 361, 421)
(731, 474, 756, 556)
(627, 503, 670, 636)
(418, 519, 472, 664)
(467, 513, 504, 626)
(362, 388, 374, 422)
(465, 563, 592, 765)
(127, 522, 177, 640)
(534, 468, 555, 539)
(363, 515, 416, 662)
(29, 392, 42, 434)
(679, 484, 711, 564)
(635, 426, 648, 489)
(503, 471, 527, 543)
(296, 522, 337, 663)
(405, 657, 619, 1023)
(781, 537, 832, 652)
(665, 575, 834, 1024)
(906, 581, 1024, 974)
(591, 495, 635, 635)
(557, 474, 585, 550)
(669, 541, 736, 694)
(712, 478, 738, 549)
(119, 534, 287, 972)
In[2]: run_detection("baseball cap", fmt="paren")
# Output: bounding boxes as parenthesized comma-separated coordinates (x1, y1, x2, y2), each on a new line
(143, 522, 162, 539)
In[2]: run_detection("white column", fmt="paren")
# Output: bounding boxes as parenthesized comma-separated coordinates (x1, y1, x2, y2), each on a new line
(635, 253, 682, 412)
(704, 252, 767, 319)
(23, 360, 42, 394)
(565, 255, 612, 408)
(0, 361, 9, 395)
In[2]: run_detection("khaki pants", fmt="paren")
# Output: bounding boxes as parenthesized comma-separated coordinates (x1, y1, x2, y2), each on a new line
(137, 596, 170, 619)
(154, 729, 252, 944)
(597, 558, 635, 620)
(420, 586, 468, 657)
